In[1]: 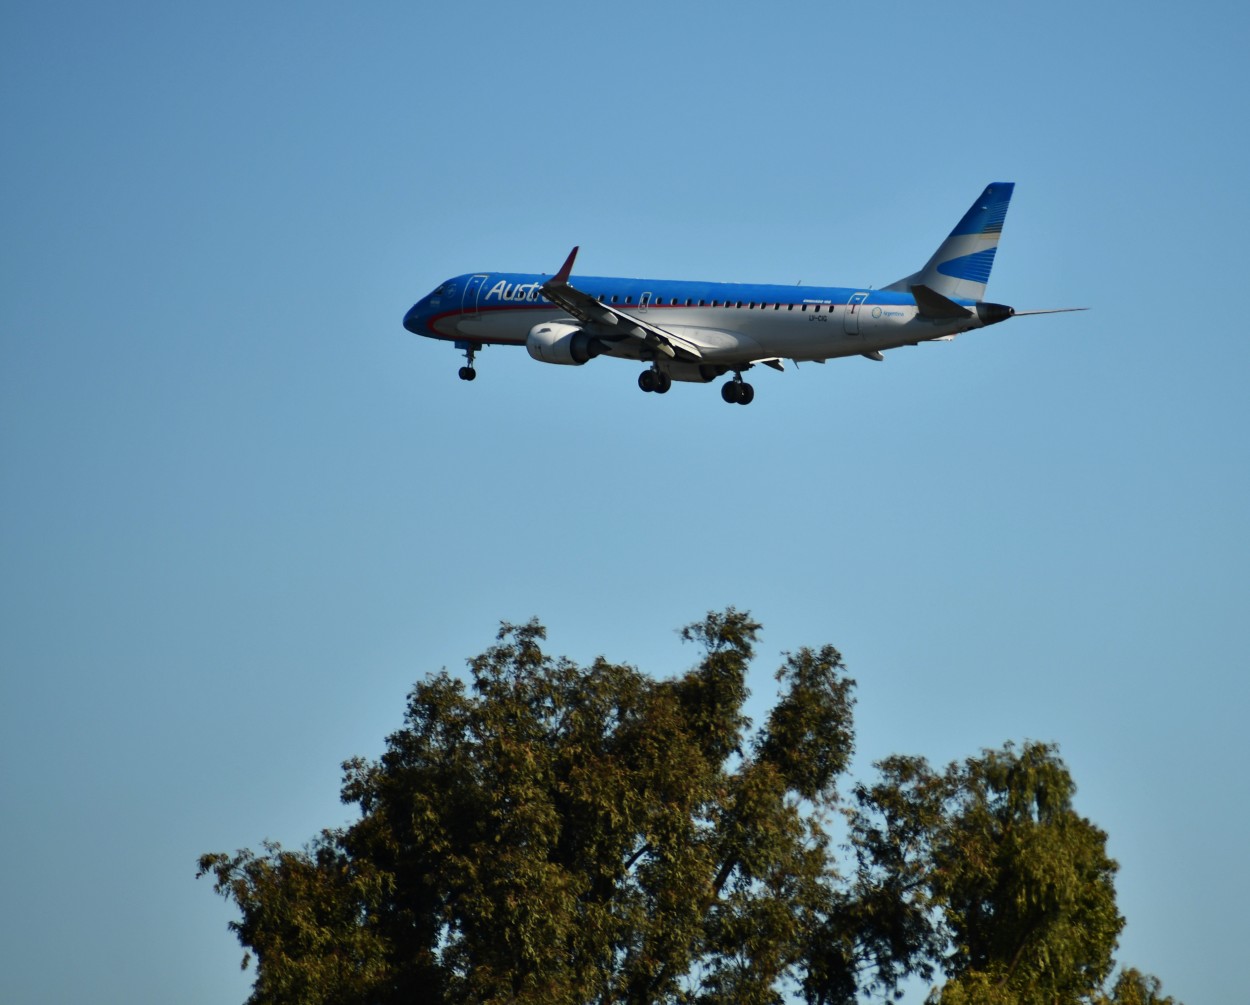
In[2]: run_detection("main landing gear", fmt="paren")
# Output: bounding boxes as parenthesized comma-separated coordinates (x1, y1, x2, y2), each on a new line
(457, 343, 478, 381)
(721, 375, 754, 405)
(638, 367, 756, 404)
(638, 368, 672, 394)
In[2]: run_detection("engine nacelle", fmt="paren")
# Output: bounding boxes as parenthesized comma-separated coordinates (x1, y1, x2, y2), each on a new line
(526, 322, 604, 365)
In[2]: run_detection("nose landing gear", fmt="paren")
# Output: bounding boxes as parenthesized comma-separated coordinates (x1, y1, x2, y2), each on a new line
(457, 342, 478, 381)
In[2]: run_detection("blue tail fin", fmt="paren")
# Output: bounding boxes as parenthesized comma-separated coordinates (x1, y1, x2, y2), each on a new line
(884, 183, 1014, 301)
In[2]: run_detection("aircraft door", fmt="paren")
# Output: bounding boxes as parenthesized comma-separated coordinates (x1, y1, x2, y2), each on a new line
(843, 292, 870, 336)
(462, 274, 489, 318)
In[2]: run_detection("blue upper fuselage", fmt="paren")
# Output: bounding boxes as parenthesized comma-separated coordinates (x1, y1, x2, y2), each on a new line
(403, 271, 933, 343)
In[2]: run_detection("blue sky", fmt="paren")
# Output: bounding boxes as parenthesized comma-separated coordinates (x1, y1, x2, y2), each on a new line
(3, 2, 1246, 1002)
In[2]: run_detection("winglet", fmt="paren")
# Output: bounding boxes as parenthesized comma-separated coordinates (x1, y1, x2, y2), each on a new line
(552, 246, 579, 285)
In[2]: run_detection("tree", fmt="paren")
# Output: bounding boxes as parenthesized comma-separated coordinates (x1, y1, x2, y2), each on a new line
(1096, 968, 1182, 1005)
(201, 611, 864, 1005)
(927, 743, 1124, 1005)
(845, 743, 1131, 1005)
(200, 611, 1182, 1005)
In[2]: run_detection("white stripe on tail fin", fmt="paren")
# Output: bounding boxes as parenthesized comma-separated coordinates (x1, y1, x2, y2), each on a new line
(884, 183, 1014, 302)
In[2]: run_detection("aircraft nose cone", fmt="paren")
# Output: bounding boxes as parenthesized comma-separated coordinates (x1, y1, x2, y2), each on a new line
(403, 303, 423, 333)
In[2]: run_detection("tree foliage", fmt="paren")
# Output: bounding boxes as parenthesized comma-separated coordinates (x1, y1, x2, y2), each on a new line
(926, 743, 1124, 1005)
(1095, 968, 1183, 1005)
(199, 611, 1181, 1005)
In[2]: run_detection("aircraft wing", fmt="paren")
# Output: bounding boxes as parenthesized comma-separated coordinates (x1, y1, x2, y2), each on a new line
(541, 247, 703, 361)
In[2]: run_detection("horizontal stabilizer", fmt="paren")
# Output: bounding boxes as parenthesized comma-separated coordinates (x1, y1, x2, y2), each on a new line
(911, 284, 974, 320)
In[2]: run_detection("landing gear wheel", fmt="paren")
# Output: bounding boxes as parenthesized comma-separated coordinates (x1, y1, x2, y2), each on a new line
(721, 380, 754, 404)
(737, 382, 754, 405)
(654, 371, 672, 394)
(721, 381, 739, 403)
(458, 366, 477, 381)
(638, 370, 657, 392)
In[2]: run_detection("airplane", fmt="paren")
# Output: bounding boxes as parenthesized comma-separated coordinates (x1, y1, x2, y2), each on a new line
(401, 183, 1083, 404)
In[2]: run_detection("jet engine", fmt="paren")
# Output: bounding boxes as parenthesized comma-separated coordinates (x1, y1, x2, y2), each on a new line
(526, 322, 605, 365)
